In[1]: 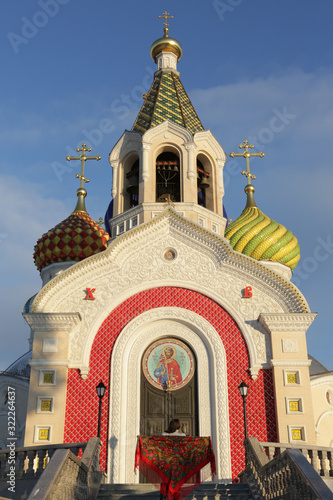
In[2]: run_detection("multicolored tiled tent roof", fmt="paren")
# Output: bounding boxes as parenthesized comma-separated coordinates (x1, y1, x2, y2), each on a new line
(132, 72, 204, 135)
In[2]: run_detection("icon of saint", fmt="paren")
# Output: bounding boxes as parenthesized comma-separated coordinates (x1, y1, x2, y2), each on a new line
(154, 346, 182, 388)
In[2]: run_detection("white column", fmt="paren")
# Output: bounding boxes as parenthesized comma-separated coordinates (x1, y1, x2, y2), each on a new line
(185, 143, 196, 181)
(217, 159, 225, 198)
(142, 143, 151, 181)
(110, 160, 119, 199)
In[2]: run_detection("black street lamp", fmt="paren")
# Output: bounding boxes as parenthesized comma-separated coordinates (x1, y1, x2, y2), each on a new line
(238, 381, 249, 439)
(96, 380, 106, 438)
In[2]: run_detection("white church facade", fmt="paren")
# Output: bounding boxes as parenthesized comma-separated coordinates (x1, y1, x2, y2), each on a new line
(1, 16, 332, 484)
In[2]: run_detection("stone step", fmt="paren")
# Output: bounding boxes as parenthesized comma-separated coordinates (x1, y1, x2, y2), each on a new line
(97, 483, 252, 499)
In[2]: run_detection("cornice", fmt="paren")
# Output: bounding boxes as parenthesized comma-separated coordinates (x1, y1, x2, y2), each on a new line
(23, 312, 81, 332)
(270, 359, 312, 368)
(29, 359, 69, 367)
(259, 313, 317, 333)
(143, 119, 193, 144)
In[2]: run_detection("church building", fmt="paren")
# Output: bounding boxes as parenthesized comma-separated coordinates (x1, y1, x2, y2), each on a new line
(9, 14, 332, 483)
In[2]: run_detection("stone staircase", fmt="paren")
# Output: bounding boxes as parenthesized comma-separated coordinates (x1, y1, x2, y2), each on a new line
(97, 483, 253, 499)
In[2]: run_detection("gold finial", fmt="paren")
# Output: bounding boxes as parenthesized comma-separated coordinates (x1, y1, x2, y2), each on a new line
(163, 194, 175, 208)
(66, 143, 101, 213)
(98, 217, 104, 227)
(159, 10, 173, 37)
(229, 140, 265, 209)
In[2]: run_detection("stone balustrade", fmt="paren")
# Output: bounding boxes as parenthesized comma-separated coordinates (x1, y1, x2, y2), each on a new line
(0, 441, 87, 480)
(28, 437, 103, 499)
(243, 437, 333, 500)
(261, 441, 333, 480)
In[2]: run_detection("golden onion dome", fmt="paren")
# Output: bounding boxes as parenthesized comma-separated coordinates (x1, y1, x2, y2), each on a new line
(225, 186, 300, 270)
(150, 35, 183, 62)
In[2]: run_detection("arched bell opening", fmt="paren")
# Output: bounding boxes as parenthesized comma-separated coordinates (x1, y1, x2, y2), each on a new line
(197, 154, 213, 211)
(156, 152, 180, 203)
(124, 157, 139, 210)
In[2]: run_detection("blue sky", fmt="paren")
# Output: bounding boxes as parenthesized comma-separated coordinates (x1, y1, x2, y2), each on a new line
(1, 0, 333, 371)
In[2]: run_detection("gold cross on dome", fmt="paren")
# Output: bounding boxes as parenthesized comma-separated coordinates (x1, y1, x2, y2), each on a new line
(66, 143, 101, 213)
(229, 140, 264, 185)
(159, 11, 173, 36)
(66, 143, 101, 189)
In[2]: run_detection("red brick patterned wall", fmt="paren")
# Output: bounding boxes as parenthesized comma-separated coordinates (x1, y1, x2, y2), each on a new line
(64, 287, 277, 477)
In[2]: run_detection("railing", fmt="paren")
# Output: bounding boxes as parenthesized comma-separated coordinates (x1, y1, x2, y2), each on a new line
(28, 437, 103, 499)
(0, 441, 87, 479)
(243, 437, 333, 500)
(261, 441, 333, 480)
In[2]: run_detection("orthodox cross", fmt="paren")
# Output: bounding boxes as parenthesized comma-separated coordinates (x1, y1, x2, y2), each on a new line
(229, 140, 264, 185)
(159, 11, 173, 36)
(66, 143, 101, 213)
(66, 143, 101, 190)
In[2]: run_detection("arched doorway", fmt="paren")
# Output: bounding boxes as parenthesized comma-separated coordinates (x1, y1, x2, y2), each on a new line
(140, 338, 198, 437)
(107, 309, 232, 483)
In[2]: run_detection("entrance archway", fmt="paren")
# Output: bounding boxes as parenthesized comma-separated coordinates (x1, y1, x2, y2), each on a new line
(107, 308, 232, 484)
(140, 338, 198, 437)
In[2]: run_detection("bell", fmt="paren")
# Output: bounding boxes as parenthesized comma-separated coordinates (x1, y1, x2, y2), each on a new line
(126, 185, 138, 195)
(199, 179, 210, 189)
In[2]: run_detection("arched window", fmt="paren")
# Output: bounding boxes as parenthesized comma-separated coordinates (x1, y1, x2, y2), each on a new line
(197, 159, 210, 208)
(156, 152, 180, 202)
(125, 159, 139, 209)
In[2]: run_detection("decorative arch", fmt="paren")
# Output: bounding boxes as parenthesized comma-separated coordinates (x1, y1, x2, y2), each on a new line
(108, 308, 231, 483)
(315, 410, 333, 436)
(155, 151, 181, 202)
(74, 284, 261, 379)
(64, 287, 277, 480)
(123, 153, 139, 210)
(197, 152, 214, 211)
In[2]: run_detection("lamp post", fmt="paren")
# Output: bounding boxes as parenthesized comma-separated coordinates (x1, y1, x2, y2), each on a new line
(238, 381, 249, 439)
(96, 380, 106, 438)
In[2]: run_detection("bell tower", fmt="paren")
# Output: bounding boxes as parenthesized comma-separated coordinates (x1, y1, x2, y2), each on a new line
(107, 16, 227, 238)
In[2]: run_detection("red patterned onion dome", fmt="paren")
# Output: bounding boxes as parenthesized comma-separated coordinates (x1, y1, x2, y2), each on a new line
(33, 212, 109, 272)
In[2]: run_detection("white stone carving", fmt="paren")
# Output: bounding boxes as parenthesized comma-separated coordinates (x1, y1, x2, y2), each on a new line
(42, 339, 58, 353)
(23, 313, 81, 332)
(282, 338, 298, 353)
(143, 120, 193, 145)
(30, 210, 311, 379)
(259, 313, 317, 333)
(108, 308, 231, 483)
(270, 359, 312, 367)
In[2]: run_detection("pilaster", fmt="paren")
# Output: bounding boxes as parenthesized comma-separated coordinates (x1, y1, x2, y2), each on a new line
(259, 313, 317, 445)
(22, 313, 81, 446)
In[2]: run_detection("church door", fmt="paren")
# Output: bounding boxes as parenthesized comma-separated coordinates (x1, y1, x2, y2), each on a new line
(140, 338, 198, 436)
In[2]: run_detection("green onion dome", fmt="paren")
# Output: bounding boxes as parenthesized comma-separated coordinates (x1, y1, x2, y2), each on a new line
(225, 188, 300, 270)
